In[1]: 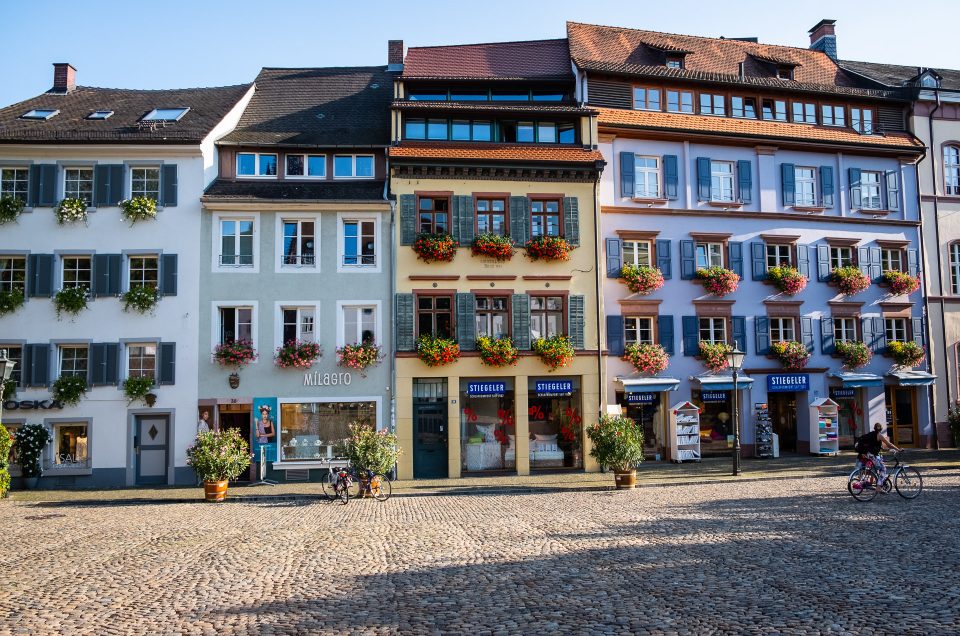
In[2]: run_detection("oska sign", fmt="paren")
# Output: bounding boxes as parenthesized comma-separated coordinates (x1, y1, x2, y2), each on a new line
(3, 399, 65, 410)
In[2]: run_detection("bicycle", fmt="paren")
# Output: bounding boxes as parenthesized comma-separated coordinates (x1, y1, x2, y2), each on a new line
(352, 467, 392, 502)
(321, 462, 391, 503)
(848, 450, 923, 501)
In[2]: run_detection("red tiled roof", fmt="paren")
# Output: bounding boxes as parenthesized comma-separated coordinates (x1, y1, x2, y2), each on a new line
(389, 142, 604, 163)
(403, 39, 572, 80)
(596, 107, 923, 150)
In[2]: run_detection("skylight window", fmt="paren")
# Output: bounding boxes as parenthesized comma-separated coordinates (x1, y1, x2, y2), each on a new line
(141, 107, 189, 122)
(87, 110, 114, 120)
(20, 109, 59, 120)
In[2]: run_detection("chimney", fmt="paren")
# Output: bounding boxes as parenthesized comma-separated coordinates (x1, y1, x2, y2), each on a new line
(808, 19, 837, 61)
(387, 40, 404, 73)
(52, 63, 77, 93)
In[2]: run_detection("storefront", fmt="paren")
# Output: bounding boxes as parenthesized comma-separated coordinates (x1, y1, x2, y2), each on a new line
(615, 377, 680, 461)
(460, 379, 515, 473)
(526, 378, 584, 470)
(884, 371, 936, 448)
(690, 374, 754, 457)
(764, 373, 811, 454)
(829, 387, 862, 449)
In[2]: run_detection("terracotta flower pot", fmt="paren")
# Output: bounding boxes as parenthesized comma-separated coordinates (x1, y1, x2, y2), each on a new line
(228, 373, 240, 389)
(613, 469, 637, 489)
(204, 480, 229, 502)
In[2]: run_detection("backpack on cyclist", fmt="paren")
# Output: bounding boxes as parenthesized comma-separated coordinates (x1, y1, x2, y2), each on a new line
(855, 431, 880, 455)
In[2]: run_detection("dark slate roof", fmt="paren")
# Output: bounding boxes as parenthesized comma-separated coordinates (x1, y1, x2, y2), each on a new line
(203, 178, 386, 202)
(0, 84, 252, 144)
(218, 66, 393, 147)
(403, 39, 572, 81)
(391, 100, 594, 115)
(840, 60, 960, 92)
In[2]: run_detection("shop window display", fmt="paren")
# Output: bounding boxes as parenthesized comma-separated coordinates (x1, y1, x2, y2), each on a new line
(460, 380, 515, 472)
(692, 389, 733, 456)
(616, 392, 662, 460)
(52, 423, 89, 468)
(526, 378, 583, 469)
(280, 401, 375, 461)
(831, 389, 861, 449)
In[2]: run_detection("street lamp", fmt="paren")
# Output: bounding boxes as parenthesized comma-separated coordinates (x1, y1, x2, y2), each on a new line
(0, 349, 16, 429)
(726, 346, 745, 476)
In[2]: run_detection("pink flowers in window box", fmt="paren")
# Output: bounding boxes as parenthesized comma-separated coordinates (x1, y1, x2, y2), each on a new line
(275, 340, 322, 369)
(836, 340, 872, 370)
(832, 266, 870, 296)
(887, 340, 925, 368)
(769, 340, 810, 370)
(336, 341, 383, 376)
(213, 339, 258, 368)
(699, 341, 733, 373)
(623, 342, 669, 375)
(883, 270, 920, 296)
(766, 265, 807, 296)
(620, 264, 665, 295)
(695, 267, 740, 297)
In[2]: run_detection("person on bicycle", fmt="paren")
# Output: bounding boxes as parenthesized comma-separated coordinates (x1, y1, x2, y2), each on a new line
(856, 422, 901, 490)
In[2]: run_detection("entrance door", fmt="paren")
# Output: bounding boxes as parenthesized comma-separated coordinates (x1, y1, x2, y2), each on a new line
(885, 387, 918, 448)
(768, 393, 797, 453)
(136, 415, 169, 485)
(219, 412, 252, 481)
(413, 403, 448, 478)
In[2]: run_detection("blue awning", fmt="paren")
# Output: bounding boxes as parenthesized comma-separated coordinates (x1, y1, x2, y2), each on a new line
(690, 374, 755, 391)
(618, 377, 681, 393)
(829, 372, 883, 388)
(886, 370, 937, 387)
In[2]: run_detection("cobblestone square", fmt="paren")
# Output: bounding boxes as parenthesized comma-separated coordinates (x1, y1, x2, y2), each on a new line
(2, 470, 958, 635)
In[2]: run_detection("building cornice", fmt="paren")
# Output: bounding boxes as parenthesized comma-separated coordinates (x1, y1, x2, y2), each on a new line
(600, 206, 921, 227)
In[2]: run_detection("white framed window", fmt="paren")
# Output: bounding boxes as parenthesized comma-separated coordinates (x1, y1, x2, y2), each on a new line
(0, 167, 29, 201)
(0, 256, 27, 293)
(127, 343, 157, 379)
(130, 167, 160, 200)
(623, 240, 652, 267)
(951, 244, 960, 295)
(634, 156, 661, 198)
(333, 155, 374, 179)
(474, 296, 509, 339)
(285, 154, 326, 178)
(341, 219, 376, 268)
(281, 219, 316, 267)
(530, 295, 564, 340)
(217, 216, 257, 270)
(944, 146, 960, 195)
(2, 345, 23, 387)
(833, 317, 857, 343)
(236, 152, 278, 178)
(128, 255, 159, 289)
(61, 256, 92, 290)
(696, 242, 724, 269)
(794, 167, 818, 206)
(339, 303, 379, 346)
(698, 317, 726, 344)
(766, 244, 792, 268)
(280, 306, 316, 345)
(64, 168, 93, 204)
(821, 105, 845, 127)
(218, 305, 254, 345)
(885, 318, 907, 343)
(769, 317, 795, 343)
(830, 246, 853, 270)
(710, 161, 735, 202)
(860, 171, 882, 210)
(50, 421, 90, 470)
(624, 316, 654, 345)
(881, 248, 903, 273)
(59, 345, 88, 378)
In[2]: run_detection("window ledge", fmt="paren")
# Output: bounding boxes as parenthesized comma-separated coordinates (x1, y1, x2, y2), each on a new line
(856, 208, 892, 217)
(631, 197, 669, 205)
(706, 201, 743, 209)
(792, 205, 825, 213)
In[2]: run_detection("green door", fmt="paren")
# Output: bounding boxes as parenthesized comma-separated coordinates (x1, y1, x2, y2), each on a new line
(413, 403, 448, 479)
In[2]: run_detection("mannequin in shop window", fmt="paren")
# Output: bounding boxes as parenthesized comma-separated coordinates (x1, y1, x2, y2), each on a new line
(713, 411, 731, 440)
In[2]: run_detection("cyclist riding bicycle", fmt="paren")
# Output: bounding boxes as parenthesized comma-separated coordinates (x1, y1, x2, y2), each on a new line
(855, 422, 901, 491)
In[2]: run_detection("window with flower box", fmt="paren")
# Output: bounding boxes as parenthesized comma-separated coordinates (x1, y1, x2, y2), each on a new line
(0, 167, 29, 200)
(417, 294, 453, 339)
(833, 317, 857, 343)
(3, 346, 23, 387)
(530, 199, 561, 238)
(699, 317, 726, 344)
(130, 167, 160, 200)
(624, 316, 654, 345)
(127, 344, 157, 379)
(881, 248, 904, 273)
(62, 256, 91, 289)
(59, 345, 88, 378)
(342, 305, 376, 345)
(623, 240, 653, 267)
(769, 317, 795, 343)
(128, 256, 158, 289)
(219, 307, 253, 344)
(530, 295, 564, 340)
(282, 307, 316, 344)
(418, 196, 450, 234)
(64, 168, 94, 204)
(475, 198, 507, 235)
(0, 256, 26, 292)
(830, 246, 854, 270)
(475, 296, 509, 339)
(885, 318, 907, 343)
(696, 242, 724, 269)
(766, 244, 792, 268)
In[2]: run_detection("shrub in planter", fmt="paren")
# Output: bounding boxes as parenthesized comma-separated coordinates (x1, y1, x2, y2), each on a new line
(0, 195, 25, 225)
(54, 286, 89, 319)
(186, 428, 251, 494)
(345, 422, 402, 475)
(213, 339, 258, 368)
(695, 267, 740, 297)
(532, 335, 575, 371)
(471, 233, 514, 261)
(119, 196, 158, 225)
(122, 285, 160, 314)
(336, 341, 383, 376)
(13, 423, 51, 479)
(832, 266, 870, 296)
(587, 414, 644, 472)
(477, 336, 520, 367)
(0, 426, 12, 498)
(883, 270, 920, 296)
(274, 340, 322, 369)
(769, 340, 810, 370)
(416, 334, 461, 367)
(2, 378, 16, 401)
(52, 374, 87, 407)
(836, 340, 872, 370)
(123, 375, 155, 405)
(525, 235, 572, 261)
(412, 233, 458, 263)
(699, 341, 733, 373)
(620, 264, 665, 295)
(55, 197, 88, 225)
(766, 265, 807, 296)
(0, 288, 25, 317)
(948, 407, 960, 448)
(887, 340, 925, 368)
(623, 342, 669, 375)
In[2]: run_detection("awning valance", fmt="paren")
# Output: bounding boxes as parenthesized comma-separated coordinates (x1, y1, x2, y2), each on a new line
(886, 370, 937, 387)
(690, 374, 755, 391)
(829, 372, 883, 388)
(617, 377, 681, 393)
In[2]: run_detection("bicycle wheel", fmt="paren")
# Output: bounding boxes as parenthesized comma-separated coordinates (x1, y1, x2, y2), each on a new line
(894, 467, 923, 499)
(335, 478, 350, 505)
(849, 468, 879, 502)
(350, 472, 366, 499)
(370, 474, 392, 502)
(321, 469, 338, 501)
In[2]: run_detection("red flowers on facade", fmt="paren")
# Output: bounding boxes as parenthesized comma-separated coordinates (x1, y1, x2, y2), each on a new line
(766, 265, 807, 296)
(623, 342, 669, 375)
(417, 335, 461, 367)
(769, 340, 810, 370)
(336, 341, 383, 376)
(699, 341, 733, 373)
(532, 335, 575, 371)
(696, 267, 740, 296)
(213, 339, 258, 369)
(471, 234, 514, 261)
(274, 340, 322, 369)
(525, 236, 572, 261)
(620, 264, 665, 295)
(477, 336, 520, 367)
(883, 270, 920, 295)
(412, 233, 458, 263)
(832, 266, 871, 296)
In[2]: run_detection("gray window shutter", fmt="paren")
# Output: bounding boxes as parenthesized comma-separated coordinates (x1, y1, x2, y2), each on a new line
(682, 315, 699, 356)
(94, 254, 112, 297)
(869, 247, 882, 283)
(160, 164, 178, 207)
(663, 155, 679, 200)
(30, 164, 58, 207)
(563, 197, 580, 247)
(885, 171, 900, 211)
(797, 244, 810, 280)
(160, 254, 178, 296)
(816, 244, 831, 281)
(801, 317, 815, 352)
(159, 342, 176, 385)
(781, 163, 796, 206)
(455, 292, 476, 351)
(511, 294, 531, 350)
(848, 168, 862, 209)
(605, 237, 623, 278)
(28, 253, 54, 297)
(656, 239, 672, 279)
(105, 343, 119, 385)
(737, 160, 752, 203)
(821, 316, 835, 354)
(568, 295, 585, 349)
(680, 240, 696, 280)
(696, 157, 711, 201)
(88, 344, 105, 385)
(658, 315, 674, 355)
(399, 194, 416, 245)
(820, 166, 834, 207)
(751, 242, 767, 280)
(728, 242, 744, 280)
(755, 317, 770, 355)
(871, 316, 886, 353)
(858, 247, 871, 278)
(110, 164, 125, 205)
(94, 165, 111, 207)
(26, 343, 50, 387)
(861, 317, 876, 353)
(732, 316, 746, 351)
(606, 315, 624, 356)
(912, 317, 925, 346)
(620, 152, 635, 198)
(449, 196, 461, 244)
(508, 196, 530, 246)
(456, 195, 474, 245)
(907, 249, 919, 278)
(26, 164, 39, 207)
(394, 293, 415, 351)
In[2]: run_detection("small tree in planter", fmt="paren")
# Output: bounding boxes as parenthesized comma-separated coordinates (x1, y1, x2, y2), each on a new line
(769, 340, 810, 370)
(0, 426, 12, 498)
(52, 374, 87, 406)
(471, 234, 514, 261)
(532, 335, 575, 371)
(836, 340, 872, 370)
(883, 271, 920, 296)
(13, 423, 52, 486)
(186, 429, 251, 501)
(417, 334, 460, 367)
(832, 266, 870, 296)
(336, 341, 383, 377)
(477, 336, 520, 367)
(2, 378, 16, 401)
(0, 288, 25, 317)
(0, 195, 25, 225)
(119, 196, 158, 225)
(123, 376, 155, 405)
(54, 197, 88, 225)
(699, 341, 733, 373)
(412, 233, 458, 263)
(122, 285, 161, 314)
(274, 340, 322, 369)
(766, 265, 807, 296)
(586, 414, 644, 488)
(623, 342, 669, 375)
(620, 264, 665, 295)
(887, 340, 925, 368)
(345, 422, 402, 477)
(696, 267, 740, 297)
(525, 236, 572, 261)
(54, 286, 89, 319)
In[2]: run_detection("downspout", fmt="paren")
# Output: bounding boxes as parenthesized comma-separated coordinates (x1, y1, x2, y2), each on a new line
(925, 90, 949, 443)
(385, 151, 397, 440)
(593, 165, 604, 420)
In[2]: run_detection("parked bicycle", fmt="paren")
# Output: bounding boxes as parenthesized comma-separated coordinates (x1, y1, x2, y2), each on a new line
(321, 461, 391, 504)
(848, 450, 923, 501)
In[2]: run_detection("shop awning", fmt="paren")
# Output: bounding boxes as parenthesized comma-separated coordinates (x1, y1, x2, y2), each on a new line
(617, 377, 681, 393)
(886, 370, 937, 387)
(829, 372, 883, 388)
(690, 374, 755, 391)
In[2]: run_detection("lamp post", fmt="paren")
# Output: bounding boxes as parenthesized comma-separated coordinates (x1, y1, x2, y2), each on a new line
(726, 346, 745, 476)
(0, 349, 16, 430)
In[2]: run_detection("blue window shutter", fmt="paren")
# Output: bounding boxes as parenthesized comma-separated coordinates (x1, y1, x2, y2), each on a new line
(399, 194, 416, 245)
(456, 292, 476, 351)
(94, 254, 111, 297)
(509, 196, 530, 246)
(109, 164, 125, 205)
(94, 165, 111, 208)
(563, 197, 580, 247)
(729, 242, 744, 280)
(816, 244, 831, 282)
(159, 342, 176, 385)
(737, 160, 752, 203)
(394, 293, 415, 351)
(89, 343, 106, 386)
(820, 166, 834, 207)
(30, 164, 57, 207)
(656, 239, 672, 279)
(869, 247, 882, 282)
(455, 195, 474, 245)
(620, 152, 635, 198)
(861, 318, 875, 354)
(751, 242, 767, 280)
(658, 315, 675, 355)
(28, 253, 54, 297)
(160, 254, 178, 296)
(755, 317, 770, 355)
(848, 168, 862, 209)
(907, 249, 920, 278)
(858, 247, 871, 278)
(680, 240, 696, 280)
(821, 316, 835, 354)
(801, 317, 815, 352)
(109, 254, 122, 295)
(26, 343, 50, 387)
(568, 295, 585, 349)
(912, 317, 925, 346)
(606, 315, 625, 357)
(605, 238, 623, 278)
(682, 316, 699, 356)
(696, 157, 711, 201)
(732, 316, 746, 352)
(886, 171, 900, 211)
(26, 164, 39, 207)
(781, 163, 796, 206)
(105, 343, 119, 385)
(663, 155, 679, 199)
(797, 245, 810, 280)
(872, 316, 886, 353)
(512, 294, 531, 350)
(160, 164, 178, 207)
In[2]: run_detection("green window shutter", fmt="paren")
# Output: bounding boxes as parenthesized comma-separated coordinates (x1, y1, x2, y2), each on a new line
(732, 316, 746, 352)
(781, 163, 796, 206)
(848, 168, 862, 209)
(563, 197, 580, 247)
(508, 196, 530, 246)
(605, 237, 622, 278)
(821, 316, 835, 354)
(751, 242, 767, 280)
(679, 240, 696, 280)
(737, 160, 752, 203)
(801, 317, 814, 352)
(511, 294, 531, 350)
(28, 253, 54, 297)
(663, 155, 679, 200)
(619, 152, 635, 198)
(681, 316, 699, 356)
(568, 295, 585, 349)
(696, 157, 711, 201)
(456, 195, 474, 244)
(658, 315, 674, 355)
(656, 239, 672, 279)
(160, 164, 178, 207)
(820, 166, 834, 207)
(728, 242, 744, 280)
(160, 254, 178, 296)
(456, 292, 476, 351)
(159, 342, 176, 385)
(816, 244, 831, 282)
(797, 245, 810, 280)
(755, 317, 770, 355)
(606, 315, 624, 356)
(399, 194, 416, 245)
(886, 171, 900, 211)
(395, 293, 415, 351)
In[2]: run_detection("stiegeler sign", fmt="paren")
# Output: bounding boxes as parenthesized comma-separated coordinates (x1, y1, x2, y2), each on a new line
(767, 374, 810, 393)
(3, 399, 65, 410)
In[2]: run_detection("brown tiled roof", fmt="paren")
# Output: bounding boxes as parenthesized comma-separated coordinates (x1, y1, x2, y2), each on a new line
(389, 142, 604, 164)
(203, 178, 386, 202)
(567, 22, 895, 98)
(391, 100, 594, 115)
(596, 107, 923, 151)
(403, 39, 572, 81)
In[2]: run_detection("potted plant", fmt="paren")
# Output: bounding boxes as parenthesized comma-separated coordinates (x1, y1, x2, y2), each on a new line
(0, 426, 12, 498)
(122, 285, 161, 314)
(620, 264, 665, 295)
(525, 235, 572, 261)
(887, 340, 925, 368)
(883, 271, 920, 296)
(119, 196, 158, 225)
(832, 266, 871, 296)
(2, 378, 16, 401)
(623, 342, 669, 375)
(695, 267, 740, 297)
(836, 340, 872, 370)
(416, 334, 460, 367)
(52, 374, 87, 406)
(477, 336, 520, 367)
(412, 233, 458, 263)
(699, 341, 733, 373)
(471, 234, 514, 261)
(344, 422, 402, 494)
(186, 429, 252, 502)
(586, 414, 644, 489)
(0, 288, 25, 317)
(532, 335, 575, 371)
(13, 423, 51, 489)
(336, 341, 383, 377)
(54, 197, 88, 225)
(769, 340, 810, 370)
(274, 340, 322, 369)
(213, 339, 258, 388)
(54, 286, 89, 319)
(123, 375, 155, 405)
(766, 265, 807, 296)
(0, 195, 25, 225)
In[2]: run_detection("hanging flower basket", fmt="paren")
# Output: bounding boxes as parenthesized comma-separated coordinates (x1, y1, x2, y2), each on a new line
(0, 288, 25, 317)
(699, 341, 733, 373)
(471, 234, 514, 261)
(769, 340, 810, 370)
(532, 335, 575, 371)
(54, 286, 89, 319)
(274, 340, 322, 369)
(832, 266, 870, 296)
(412, 233, 458, 263)
(52, 374, 87, 407)
(336, 341, 383, 376)
(623, 342, 669, 375)
(477, 336, 520, 367)
(122, 285, 161, 314)
(55, 197, 88, 225)
(213, 339, 258, 369)
(119, 196, 158, 225)
(836, 340, 872, 370)
(123, 376, 155, 405)
(417, 334, 460, 367)
(695, 267, 740, 297)
(883, 270, 920, 296)
(887, 340, 925, 368)
(620, 264, 665, 295)
(0, 195, 25, 225)
(766, 265, 808, 296)
(525, 236, 572, 261)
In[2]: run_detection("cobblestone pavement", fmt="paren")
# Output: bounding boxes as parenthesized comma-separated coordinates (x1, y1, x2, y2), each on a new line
(2, 471, 958, 635)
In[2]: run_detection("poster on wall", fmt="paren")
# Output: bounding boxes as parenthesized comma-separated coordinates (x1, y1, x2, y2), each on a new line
(252, 397, 279, 463)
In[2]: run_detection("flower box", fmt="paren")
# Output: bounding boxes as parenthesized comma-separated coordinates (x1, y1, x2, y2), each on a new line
(525, 236, 572, 261)
(532, 335, 575, 371)
(471, 234, 514, 261)
(887, 340, 925, 368)
(52, 374, 87, 407)
(123, 376, 155, 405)
(122, 286, 161, 314)
(695, 267, 740, 297)
(769, 340, 810, 370)
(477, 336, 520, 367)
(883, 270, 920, 296)
(620, 264, 665, 295)
(275, 340, 322, 369)
(119, 196, 158, 225)
(417, 335, 460, 367)
(0, 288, 25, 317)
(0, 195, 25, 225)
(336, 341, 383, 376)
(766, 265, 807, 296)
(623, 342, 669, 375)
(54, 286, 89, 319)
(55, 198, 88, 225)
(831, 266, 870, 296)
(213, 339, 258, 368)
(835, 340, 872, 370)
(412, 233, 458, 263)
(698, 341, 732, 373)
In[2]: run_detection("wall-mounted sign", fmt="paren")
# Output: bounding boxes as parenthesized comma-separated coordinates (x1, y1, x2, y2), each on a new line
(831, 388, 855, 399)
(535, 380, 573, 397)
(701, 391, 728, 403)
(303, 372, 352, 387)
(767, 374, 810, 393)
(466, 381, 506, 397)
(3, 399, 65, 410)
(625, 392, 657, 405)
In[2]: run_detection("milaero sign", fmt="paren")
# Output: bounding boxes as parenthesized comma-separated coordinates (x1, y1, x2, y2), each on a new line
(303, 372, 352, 387)
(3, 399, 65, 410)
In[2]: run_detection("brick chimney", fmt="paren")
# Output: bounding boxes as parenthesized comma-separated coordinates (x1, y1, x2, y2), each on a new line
(387, 40, 404, 72)
(808, 20, 837, 61)
(52, 63, 77, 93)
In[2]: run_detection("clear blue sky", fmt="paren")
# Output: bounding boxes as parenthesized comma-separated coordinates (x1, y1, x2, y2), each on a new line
(1, 0, 957, 107)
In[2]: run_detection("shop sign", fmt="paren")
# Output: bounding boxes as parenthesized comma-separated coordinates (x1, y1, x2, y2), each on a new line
(625, 392, 657, 405)
(303, 372, 352, 387)
(831, 388, 855, 399)
(701, 391, 728, 403)
(767, 374, 810, 393)
(3, 399, 65, 410)
(466, 381, 506, 397)
(535, 380, 573, 397)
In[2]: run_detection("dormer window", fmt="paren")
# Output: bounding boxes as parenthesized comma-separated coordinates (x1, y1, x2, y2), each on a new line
(87, 110, 114, 120)
(665, 55, 684, 70)
(919, 73, 940, 88)
(20, 109, 59, 120)
(776, 65, 794, 80)
(141, 107, 189, 122)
